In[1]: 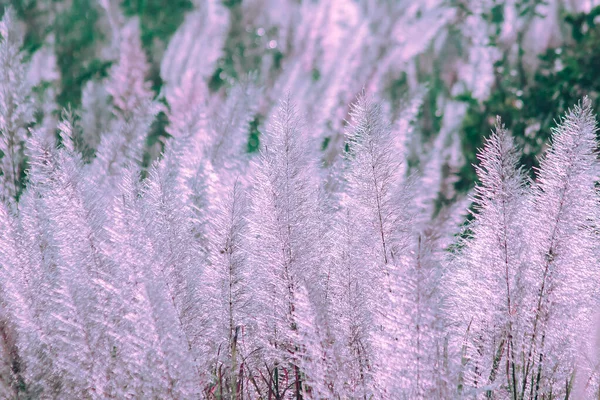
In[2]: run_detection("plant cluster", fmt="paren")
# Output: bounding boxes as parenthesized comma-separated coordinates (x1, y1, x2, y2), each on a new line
(1, 3, 600, 400)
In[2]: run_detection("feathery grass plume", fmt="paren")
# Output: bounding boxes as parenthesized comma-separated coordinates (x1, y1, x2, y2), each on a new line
(160, 0, 228, 97)
(48, 118, 126, 396)
(208, 78, 260, 182)
(87, 101, 159, 192)
(60, 117, 180, 398)
(292, 282, 333, 399)
(88, 16, 158, 192)
(376, 176, 456, 399)
(100, 166, 160, 397)
(162, 69, 215, 259)
(335, 93, 413, 397)
(343, 93, 405, 269)
(446, 118, 527, 398)
(142, 140, 204, 379)
(164, 76, 258, 262)
(28, 120, 161, 397)
(20, 128, 100, 397)
(247, 96, 322, 398)
(404, 230, 450, 399)
(413, 100, 467, 224)
(520, 97, 600, 398)
(392, 86, 426, 165)
(111, 165, 201, 397)
(202, 180, 253, 398)
(165, 68, 207, 145)
(573, 310, 600, 398)
(328, 202, 375, 398)
(0, 200, 51, 398)
(378, 91, 449, 400)
(106, 18, 154, 118)
(0, 7, 34, 205)
(0, 202, 25, 398)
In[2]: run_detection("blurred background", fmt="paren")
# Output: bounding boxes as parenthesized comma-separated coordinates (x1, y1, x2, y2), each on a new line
(3, 0, 600, 207)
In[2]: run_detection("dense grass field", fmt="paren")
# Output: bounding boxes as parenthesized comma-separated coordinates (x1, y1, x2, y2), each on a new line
(1, 1, 600, 398)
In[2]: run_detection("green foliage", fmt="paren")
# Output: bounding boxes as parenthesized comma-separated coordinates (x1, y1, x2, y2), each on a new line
(247, 114, 262, 153)
(10, 0, 109, 108)
(122, 0, 193, 91)
(9, 0, 43, 56)
(121, 0, 193, 51)
(142, 109, 169, 174)
(456, 5, 600, 192)
(13, 0, 192, 109)
(54, 0, 110, 108)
